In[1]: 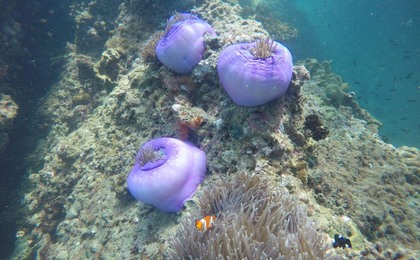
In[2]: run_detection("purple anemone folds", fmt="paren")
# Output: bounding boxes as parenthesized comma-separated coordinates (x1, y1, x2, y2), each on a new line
(127, 137, 206, 212)
(217, 40, 293, 106)
(156, 14, 216, 74)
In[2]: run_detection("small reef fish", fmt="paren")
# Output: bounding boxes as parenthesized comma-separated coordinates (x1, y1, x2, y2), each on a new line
(195, 215, 216, 231)
(333, 234, 352, 249)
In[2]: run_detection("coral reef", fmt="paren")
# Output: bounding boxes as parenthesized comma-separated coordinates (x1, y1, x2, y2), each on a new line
(304, 114, 329, 141)
(11, 0, 419, 259)
(141, 31, 164, 64)
(0, 93, 18, 154)
(169, 173, 329, 259)
(240, 0, 298, 41)
(0, 2, 23, 156)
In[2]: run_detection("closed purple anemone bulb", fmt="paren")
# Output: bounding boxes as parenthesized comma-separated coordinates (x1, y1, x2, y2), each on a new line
(156, 13, 216, 74)
(217, 38, 293, 106)
(127, 137, 206, 212)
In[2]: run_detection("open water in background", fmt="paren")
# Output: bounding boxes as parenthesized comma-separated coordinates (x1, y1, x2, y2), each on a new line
(284, 0, 420, 148)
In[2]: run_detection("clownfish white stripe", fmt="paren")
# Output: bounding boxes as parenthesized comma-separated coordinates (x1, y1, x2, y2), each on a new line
(195, 215, 216, 231)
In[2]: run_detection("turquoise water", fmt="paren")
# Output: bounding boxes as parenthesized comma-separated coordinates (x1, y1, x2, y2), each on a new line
(285, 0, 420, 148)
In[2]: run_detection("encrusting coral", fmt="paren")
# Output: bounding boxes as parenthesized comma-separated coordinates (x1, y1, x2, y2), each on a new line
(169, 173, 329, 259)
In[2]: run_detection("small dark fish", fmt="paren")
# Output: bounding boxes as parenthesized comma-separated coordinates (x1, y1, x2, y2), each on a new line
(406, 99, 416, 103)
(333, 234, 352, 249)
(385, 98, 391, 101)
(403, 55, 411, 59)
(327, 22, 332, 28)
(352, 61, 357, 66)
(377, 83, 383, 87)
(354, 81, 360, 85)
(389, 39, 398, 47)
(401, 128, 410, 133)
(405, 72, 413, 79)
(400, 117, 409, 121)
(389, 88, 396, 92)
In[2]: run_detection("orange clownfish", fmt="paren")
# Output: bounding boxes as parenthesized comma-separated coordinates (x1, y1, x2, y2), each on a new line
(195, 215, 216, 231)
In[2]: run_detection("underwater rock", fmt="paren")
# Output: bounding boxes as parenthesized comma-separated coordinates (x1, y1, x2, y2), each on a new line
(249, 3, 298, 41)
(76, 54, 96, 81)
(71, 92, 91, 106)
(0, 93, 18, 130)
(156, 13, 216, 74)
(0, 93, 18, 154)
(13, 1, 420, 259)
(396, 146, 420, 177)
(217, 38, 293, 106)
(127, 137, 206, 212)
(95, 48, 121, 84)
(171, 99, 216, 140)
(304, 114, 329, 141)
(141, 31, 164, 64)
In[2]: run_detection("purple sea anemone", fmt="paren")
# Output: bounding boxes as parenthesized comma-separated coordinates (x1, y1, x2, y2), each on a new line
(127, 137, 206, 212)
(217, 38, 293, 106)
(155, 13, 216, 74)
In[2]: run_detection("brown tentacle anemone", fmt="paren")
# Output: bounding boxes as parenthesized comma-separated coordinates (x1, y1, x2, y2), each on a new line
(251, 37, 276, 59)
(169, 173, 329, 259)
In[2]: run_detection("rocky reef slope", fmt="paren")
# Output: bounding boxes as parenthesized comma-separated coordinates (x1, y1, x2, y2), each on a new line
(14, 1, 419, 259)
